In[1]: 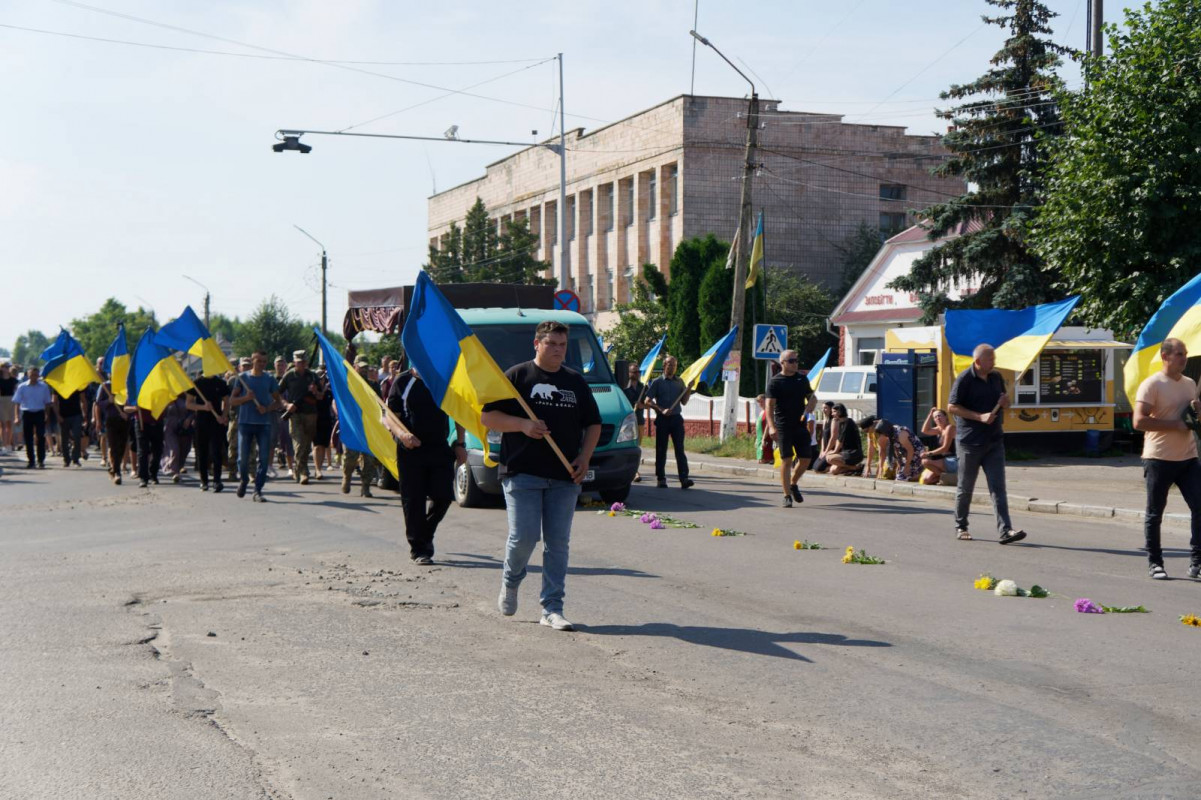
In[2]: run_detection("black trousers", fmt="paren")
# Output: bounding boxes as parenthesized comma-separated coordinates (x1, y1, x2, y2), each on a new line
(654, 413, 689, 481)
(22, 410, 46, 465)
(105, 416, 130, 477)
(136, 418, 164, 481)
(194, 419, 226, 485)
(1143, 457, 1201, 566)
(399, 453, 454, 559)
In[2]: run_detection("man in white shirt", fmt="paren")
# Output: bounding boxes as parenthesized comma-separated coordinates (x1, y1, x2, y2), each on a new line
(13, 366, 54, 469)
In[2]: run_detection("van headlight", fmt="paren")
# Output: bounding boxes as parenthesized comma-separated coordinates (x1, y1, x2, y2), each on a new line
(616, 412, 637, 443)
(486, 430, 502, 445)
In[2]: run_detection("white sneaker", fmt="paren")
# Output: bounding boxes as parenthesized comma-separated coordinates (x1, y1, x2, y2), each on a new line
(498, 585, 518, 616)
(540, 612, 575, 631)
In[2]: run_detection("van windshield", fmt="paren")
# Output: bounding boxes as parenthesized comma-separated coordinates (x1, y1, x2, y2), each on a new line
(471, 324, 615, 384)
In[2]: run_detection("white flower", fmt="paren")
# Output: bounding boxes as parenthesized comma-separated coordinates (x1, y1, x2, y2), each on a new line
(994, 579, 1019, 597)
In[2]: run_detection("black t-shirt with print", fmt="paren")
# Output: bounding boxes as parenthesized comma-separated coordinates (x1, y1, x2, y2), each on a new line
(483, 361, 601, 481)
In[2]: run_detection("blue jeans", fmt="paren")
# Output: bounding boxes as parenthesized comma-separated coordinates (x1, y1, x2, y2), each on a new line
(238, 423, 272, 492)
(954, 438, 1013, 535)
(501, 473, 582, 616)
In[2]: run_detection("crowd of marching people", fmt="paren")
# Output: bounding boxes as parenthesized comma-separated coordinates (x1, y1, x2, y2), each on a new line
(0, 351, 402, 500)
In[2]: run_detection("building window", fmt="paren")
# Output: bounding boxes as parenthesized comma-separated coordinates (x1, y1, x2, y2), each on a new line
(879, 184, 906, 201)
(607, 268, 616, 309)
(623, 179, 634, 227)
(857, 336, 884, 366)
(879, 211, 907, 238)
(567, 196, 576, 241)
(584, 273, 594, 312)
(625, 265, 637, 301)
(604, 185, 614, 231)
(666, 164, 679, 215)
(647, 171, 657, 220)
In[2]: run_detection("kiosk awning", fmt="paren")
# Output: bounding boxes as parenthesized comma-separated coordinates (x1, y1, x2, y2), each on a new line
(1044, 339, 1132, 349)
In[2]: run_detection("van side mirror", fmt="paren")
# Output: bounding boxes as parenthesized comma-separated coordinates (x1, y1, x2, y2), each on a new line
(614, 359, 630, 388)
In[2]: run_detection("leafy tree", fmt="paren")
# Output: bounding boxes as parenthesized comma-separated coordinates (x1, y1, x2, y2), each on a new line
(70, 298, 157, 365)
(425, 199, 554, 285)
(666, 235, 726, 364)
(764, 267, 838, 370)
(236, 296, 309, 361)
(208, 313, 242, 346)
(601, 264, 669, 372)
(1033, 0, 1201, 339)
(0, 347, 9, 359)
(12, 330, 51, 368)
(698, 253, 759, 396)
(889, 0, 1069, 319)
(834, 222, 884, 296)
(352, 334, 405, 367)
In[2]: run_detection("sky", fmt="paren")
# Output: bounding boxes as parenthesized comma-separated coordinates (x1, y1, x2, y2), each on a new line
(1, 0, 1132, 353)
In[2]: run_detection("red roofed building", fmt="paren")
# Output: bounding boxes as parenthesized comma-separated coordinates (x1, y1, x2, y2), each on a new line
(829, 221, 981, 366)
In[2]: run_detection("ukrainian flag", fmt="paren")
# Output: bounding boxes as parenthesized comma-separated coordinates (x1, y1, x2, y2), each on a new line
(103, 323, 131, 405)
(679, 326, 740, 391)
(40, 330, 103, 398)
(401, 271, 520, 467)
(806, 347, 832, 390)
(745, 212, 764, 290)
(156, 306, 235, 376)
(945, 296, 1080, 376)
(314, 329, 398, 480)
(128, 328, 196, 419)
(1124, 273, 1201, 402)
(640, 334, 667, 385)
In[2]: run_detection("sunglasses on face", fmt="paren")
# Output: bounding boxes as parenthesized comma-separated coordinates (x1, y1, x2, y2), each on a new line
(783, 358, 798, 363)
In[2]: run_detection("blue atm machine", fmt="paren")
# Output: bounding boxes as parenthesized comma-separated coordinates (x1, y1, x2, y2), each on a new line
(876, 350, 938, 432)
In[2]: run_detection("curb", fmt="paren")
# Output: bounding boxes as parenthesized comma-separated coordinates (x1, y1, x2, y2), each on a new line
(639, 455, 1172, 527)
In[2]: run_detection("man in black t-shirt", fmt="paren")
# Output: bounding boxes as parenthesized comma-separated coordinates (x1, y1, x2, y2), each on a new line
(187, 375, 231, 492)
(55, 389, 85, 467)
(765, 350, 816, 507)
(482, 320, 602, 632)
(384, 368, 467, 565)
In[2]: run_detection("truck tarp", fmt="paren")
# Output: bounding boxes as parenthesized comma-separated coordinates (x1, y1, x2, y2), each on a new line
(343, 283, 556, 342)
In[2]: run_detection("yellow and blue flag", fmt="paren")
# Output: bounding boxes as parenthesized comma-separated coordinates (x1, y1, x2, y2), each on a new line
(745, 212, 764, 290)
(40, 330, 103, 398)
(806, 347, 832, 390)
(103, 323, 131, 404)
(679, 326, 740, 391)
(640, 334, 667, 385)
(1124, 273, 1201, 402)
(156, 306, 235, 376)
(128, 328, 196, 419)
(401, 271, 520, 467)
(314, 329, 398, 480)
(945, 296, 1080, 376)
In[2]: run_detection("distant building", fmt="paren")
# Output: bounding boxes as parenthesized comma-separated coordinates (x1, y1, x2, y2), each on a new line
(829, 222, 981, 366)
(427, 94, 965, 327)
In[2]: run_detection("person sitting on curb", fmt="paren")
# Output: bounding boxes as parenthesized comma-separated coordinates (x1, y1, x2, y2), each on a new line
(920, 407, 957, 485)
(820, 403, 864, 476)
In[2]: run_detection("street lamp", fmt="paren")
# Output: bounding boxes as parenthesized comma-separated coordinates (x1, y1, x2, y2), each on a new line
(691, 30, 760, 441)
(294, 225, 328, 336)
(271, 53, 570, 290)
(182, 274, 211, 329)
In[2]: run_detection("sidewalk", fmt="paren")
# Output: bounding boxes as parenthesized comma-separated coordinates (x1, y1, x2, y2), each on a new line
(641, 451, 1195, 528)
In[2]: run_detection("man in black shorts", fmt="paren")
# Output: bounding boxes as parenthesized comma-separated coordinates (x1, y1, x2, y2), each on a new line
(765, 349, 817, 507)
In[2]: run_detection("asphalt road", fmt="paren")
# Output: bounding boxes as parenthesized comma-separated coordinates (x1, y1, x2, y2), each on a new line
(2, 452, 1200, 799)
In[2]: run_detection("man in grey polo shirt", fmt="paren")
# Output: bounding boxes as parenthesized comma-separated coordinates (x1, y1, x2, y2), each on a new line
(645, 355, 695, 490)
(947, 344, 1026, 544)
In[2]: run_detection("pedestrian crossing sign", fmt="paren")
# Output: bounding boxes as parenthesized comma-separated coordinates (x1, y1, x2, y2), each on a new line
(754, 324, 787, 360)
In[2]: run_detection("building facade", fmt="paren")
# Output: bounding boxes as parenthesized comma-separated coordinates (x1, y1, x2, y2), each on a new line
(427, 94, 965, 327)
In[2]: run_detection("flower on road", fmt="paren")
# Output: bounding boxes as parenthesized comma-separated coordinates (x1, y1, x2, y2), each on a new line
(610, 502, 625, 512)
(649, 519, 665, 530)
(994, 579, 1019, 597)
(974, 574, 998, 591)
(1075, 598, 1105, 614)
(1181, 613, 1201, 627)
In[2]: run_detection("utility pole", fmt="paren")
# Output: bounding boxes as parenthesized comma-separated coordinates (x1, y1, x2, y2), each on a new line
(691, 30, 758, 440)
(1089, 0, 1103, 59)
(182, 274, 211, 329)
(557, 52, 569, 291)
(294, 225, 328, 336)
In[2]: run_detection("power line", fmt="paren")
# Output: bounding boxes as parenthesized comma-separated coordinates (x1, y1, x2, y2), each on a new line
(0, 21, 550, 66)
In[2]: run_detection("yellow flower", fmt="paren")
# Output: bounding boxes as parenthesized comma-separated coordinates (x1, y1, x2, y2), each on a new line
(1182, 614, 1201, 627)
(793, 540, 802, 549)
(608, 511, 616, 517)
(846, 546, 855, 553)
(712, 529, 722, 537)
(842, 553, 853, 564)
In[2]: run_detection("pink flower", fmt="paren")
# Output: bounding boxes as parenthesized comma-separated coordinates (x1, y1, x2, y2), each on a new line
(640, 513, 657, 524)
(1074, 598, 1104, 614)
(649, 519, 665, 530)
(610, 502, 626, 513)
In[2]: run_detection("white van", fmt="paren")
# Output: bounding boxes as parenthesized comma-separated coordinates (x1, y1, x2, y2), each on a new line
(814, 366, 877, 420)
